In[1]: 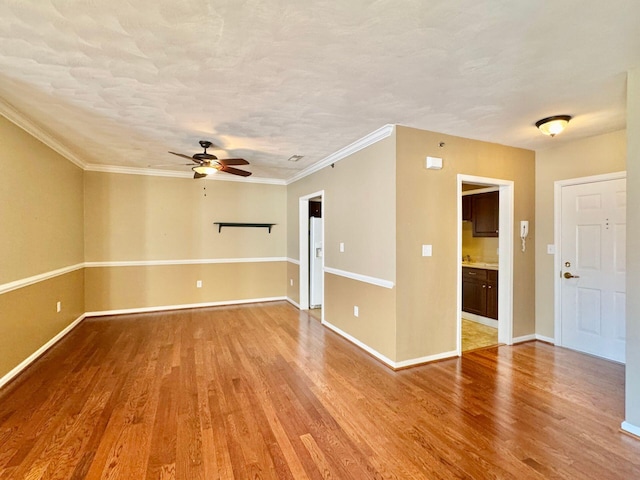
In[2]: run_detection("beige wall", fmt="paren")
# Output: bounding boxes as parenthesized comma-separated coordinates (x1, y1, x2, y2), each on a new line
(83, 171, 288, 311)
(286, 133, 397, 281)
(0, 270, 84, 378)
(534, 130, 626, 338)
(324, 274, 397, 360)
(0, 115, 85, 379)
(85, 172, 286, 262)
(0, 116, 84, 283)
(626, 69, 640, 428)
(461, 222, 499, 264)
(395, 126, 535, 361)
(286, 132, 397, 360)
(287, 261, 300, 304)
(85, 262, 285, 312)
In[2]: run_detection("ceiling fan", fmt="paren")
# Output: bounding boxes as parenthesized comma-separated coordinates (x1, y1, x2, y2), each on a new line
(169, 141, 252, 178)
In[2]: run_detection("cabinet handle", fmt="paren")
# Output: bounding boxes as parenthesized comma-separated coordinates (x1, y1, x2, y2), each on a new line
(488, 285, 492, 289)
(482, 284, 486, 288)
(468, 272, 476, 275)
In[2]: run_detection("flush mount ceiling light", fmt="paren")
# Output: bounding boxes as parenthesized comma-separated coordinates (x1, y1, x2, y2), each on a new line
(192, 164, 219, 175)
(535, 115, 572, 137)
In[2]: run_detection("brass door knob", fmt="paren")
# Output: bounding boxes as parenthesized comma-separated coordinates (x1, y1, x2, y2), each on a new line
(564, 272, 580, 279)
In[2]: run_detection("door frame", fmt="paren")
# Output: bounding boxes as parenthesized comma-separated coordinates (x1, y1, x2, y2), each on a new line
(457, 174, 514, 354)
(299, 190, 325, 312)
(553, 171, 626, 346)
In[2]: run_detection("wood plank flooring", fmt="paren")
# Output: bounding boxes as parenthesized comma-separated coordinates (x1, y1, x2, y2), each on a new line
(1, 301, 639, 479)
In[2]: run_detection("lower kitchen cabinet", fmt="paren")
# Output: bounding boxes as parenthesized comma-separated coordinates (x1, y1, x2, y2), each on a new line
(462, 267, 498, 319)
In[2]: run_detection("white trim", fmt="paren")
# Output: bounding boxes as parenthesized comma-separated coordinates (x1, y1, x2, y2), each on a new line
(85, 296, 287, 318)
(0, 102, 87, 170)
(299, 190, 325, 310)
(85, 164, 286, 185)
(0, 314, 86, 389)
(393, 350, 459, 369)
(85, 257, 287, 268)
(324, 267, 394, 289)
(286, 297, 301, 309)
(536, 334, 555, 344)
(322, 320, 456, 369)
(462, 312, 498, 328)
(287, 257, 300, 265)
(512, 334, 536, 344)
(0, 263, 84, 295)
(553, 171, 627, 348)
(621, 421, 640, 438)
(287, 124, 395, 184)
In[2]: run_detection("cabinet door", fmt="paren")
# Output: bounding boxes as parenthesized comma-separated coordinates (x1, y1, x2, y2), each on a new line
(462, 278, 487, 316)
(486, 281, 498, 319)
(462, 195, 472, 221)
(472, 192, 499, 237)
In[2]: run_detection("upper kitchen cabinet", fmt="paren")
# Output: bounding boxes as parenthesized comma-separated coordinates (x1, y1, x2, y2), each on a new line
(471, 191, 499, 237)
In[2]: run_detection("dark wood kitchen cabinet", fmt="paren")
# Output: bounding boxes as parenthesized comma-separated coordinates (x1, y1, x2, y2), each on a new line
(471, 191, 499, 237)
(462, 267, 498, 319)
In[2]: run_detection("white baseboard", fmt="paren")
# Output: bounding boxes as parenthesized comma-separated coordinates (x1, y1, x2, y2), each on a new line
(84, 296, 287, 317)
(286, 297, 301, 309)
(535, 334, 555, 344)
(322, 320, 457, 370)
(0, 314, 86, 389)
(512, 334, 536, 344)
(621, 421, 640, 438)
(462, 312, 498, 328)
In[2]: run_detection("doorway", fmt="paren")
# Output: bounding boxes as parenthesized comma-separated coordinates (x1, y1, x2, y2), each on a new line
(457, 175, 514, 355)
(298, 191, 325, 316)
(554, 173, 626, 362)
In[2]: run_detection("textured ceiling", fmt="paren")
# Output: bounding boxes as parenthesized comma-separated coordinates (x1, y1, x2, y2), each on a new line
(1, 1, 639, 182)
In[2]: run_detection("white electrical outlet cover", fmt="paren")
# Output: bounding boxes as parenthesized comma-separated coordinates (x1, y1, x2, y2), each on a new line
(547, 244, 556, 254)
(422, 244, 432, 256)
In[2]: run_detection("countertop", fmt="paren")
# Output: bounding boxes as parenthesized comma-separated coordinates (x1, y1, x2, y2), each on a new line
(462, 261, 499, 271)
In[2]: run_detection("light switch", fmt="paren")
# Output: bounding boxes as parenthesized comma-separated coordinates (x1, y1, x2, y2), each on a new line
(422, 244, 432, 257)
(547, 244, 556, 254)
(339, 242, 345, 252)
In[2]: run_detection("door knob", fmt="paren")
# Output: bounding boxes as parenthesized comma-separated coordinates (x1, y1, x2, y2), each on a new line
(563, 272, 580, 279)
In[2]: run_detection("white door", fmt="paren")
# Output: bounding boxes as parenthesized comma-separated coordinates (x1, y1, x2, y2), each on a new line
(560, 178, 626, 362)
(309, 217, 323, 308)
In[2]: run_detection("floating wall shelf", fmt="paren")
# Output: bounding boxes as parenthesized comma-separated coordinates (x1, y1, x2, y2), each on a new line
(214, 222, 276, 233)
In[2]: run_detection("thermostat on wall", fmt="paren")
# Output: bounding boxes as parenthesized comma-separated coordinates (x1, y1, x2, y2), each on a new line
(426, 156, 443, 169)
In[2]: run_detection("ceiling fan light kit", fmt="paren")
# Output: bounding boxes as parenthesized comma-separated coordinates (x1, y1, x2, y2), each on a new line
(168, 141, 252, 179)
(535, 115, 572, 137)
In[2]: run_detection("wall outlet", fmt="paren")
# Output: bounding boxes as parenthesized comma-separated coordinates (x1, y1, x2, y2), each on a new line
(339, 242, 345, 253)
(422, 244, 432, 257)
(196, 280, 202, 288)
(290, 278, 294, 286)
(353, 305, 359, 317)
(56, 301, 61, 313)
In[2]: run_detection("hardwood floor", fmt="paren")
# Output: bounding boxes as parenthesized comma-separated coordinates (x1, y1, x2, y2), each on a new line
(1, 301, 639, 479)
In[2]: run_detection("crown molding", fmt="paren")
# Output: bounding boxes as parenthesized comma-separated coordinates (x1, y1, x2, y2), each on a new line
(0, 99, 88, 170)
(285, 124, 395, 185)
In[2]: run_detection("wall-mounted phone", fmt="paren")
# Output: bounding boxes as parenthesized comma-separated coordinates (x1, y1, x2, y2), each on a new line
(520, 220, 529, 252)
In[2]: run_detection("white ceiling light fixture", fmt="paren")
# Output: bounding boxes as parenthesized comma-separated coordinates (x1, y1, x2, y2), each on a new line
(192, 164, 219, 175)
(535, 115, 572, 137)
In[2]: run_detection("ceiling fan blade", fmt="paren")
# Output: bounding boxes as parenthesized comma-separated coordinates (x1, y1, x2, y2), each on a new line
(193, 172, 207, 179)
(220, 166, 252, 177)
(168, 151, 197, 162)
(217, 158, 249, 166)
